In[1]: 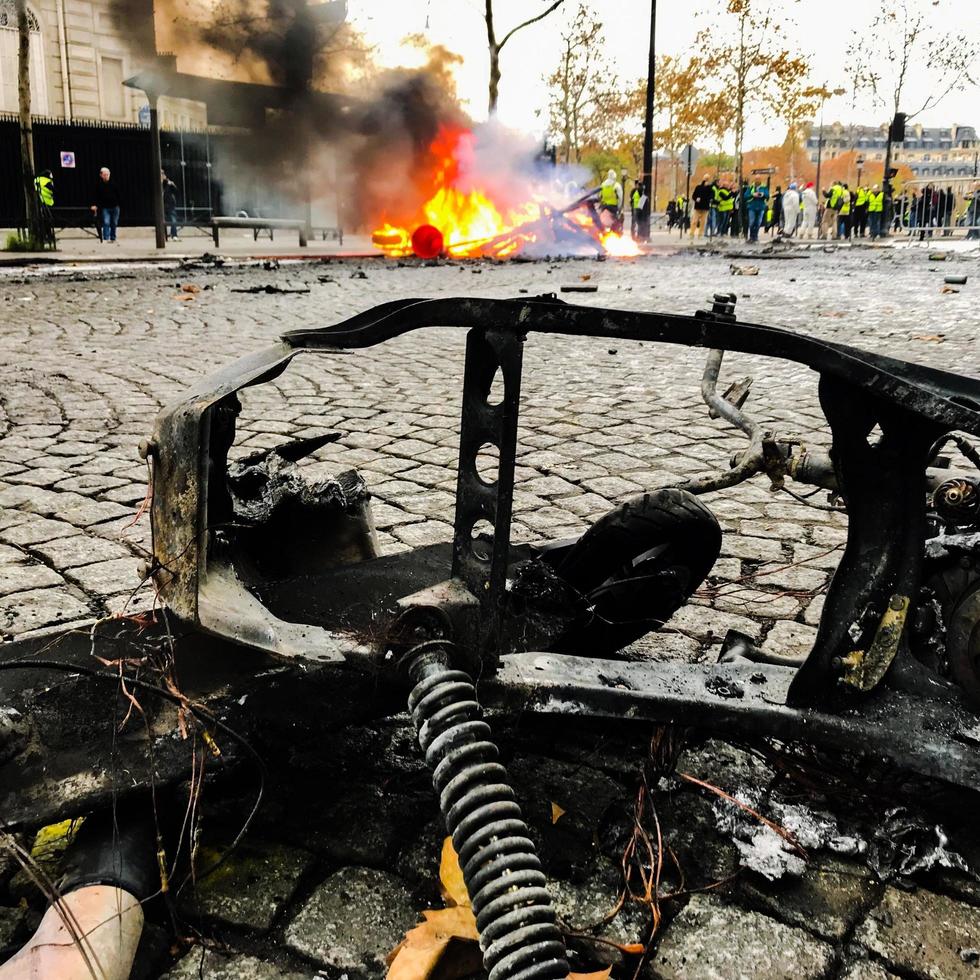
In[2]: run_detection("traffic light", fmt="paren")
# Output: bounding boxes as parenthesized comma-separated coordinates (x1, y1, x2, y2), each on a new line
(889, 112, 906, 143)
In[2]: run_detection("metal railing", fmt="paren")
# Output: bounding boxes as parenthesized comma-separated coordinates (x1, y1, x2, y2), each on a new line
(892, 177, 980, 239)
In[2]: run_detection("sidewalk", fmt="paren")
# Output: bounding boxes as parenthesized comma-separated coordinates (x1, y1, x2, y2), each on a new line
(1, 225, 975, 267)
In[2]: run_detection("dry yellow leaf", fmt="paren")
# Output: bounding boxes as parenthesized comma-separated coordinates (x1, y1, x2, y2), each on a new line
(387, 906, 479, 980)
(551, 802, 567, 825)
(439, 837, 471, 908)
(570, 970, 613, 980)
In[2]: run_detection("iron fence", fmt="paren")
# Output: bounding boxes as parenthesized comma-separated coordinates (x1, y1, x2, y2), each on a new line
(892, 177, 980, 239)
(0, 116, 310, 229)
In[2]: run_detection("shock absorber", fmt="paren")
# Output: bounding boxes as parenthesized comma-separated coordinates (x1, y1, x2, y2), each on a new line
(405, 640, 569, 980)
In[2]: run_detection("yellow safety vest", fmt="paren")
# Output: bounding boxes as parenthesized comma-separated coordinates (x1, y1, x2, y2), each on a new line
(35, 175, 53, 206)
(855, 188, 868, 207)
(600, 183, 618, 206)
(829, 186, 842, 208)
(868, 191, 884, 213)
(631, 189, 641, 208)
(718, 189, 734, 212)
(839, 190, 851, 215)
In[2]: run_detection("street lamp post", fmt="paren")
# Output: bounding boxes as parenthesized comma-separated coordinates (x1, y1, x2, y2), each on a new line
(639, 0, 656, 241)
(684, 143, 693, 235)
(856, 155, 865, 187)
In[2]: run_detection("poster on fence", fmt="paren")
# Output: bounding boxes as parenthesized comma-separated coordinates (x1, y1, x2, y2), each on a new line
(60, 151, 76, 169)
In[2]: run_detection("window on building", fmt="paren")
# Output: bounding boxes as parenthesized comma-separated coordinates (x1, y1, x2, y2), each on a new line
(99, 55, 125, 118)
(0, 2, 49, 115)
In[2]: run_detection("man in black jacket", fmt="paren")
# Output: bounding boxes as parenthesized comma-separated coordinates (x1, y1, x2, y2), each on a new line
(691, 177, 713, 238)
(91, 166, 121, 242)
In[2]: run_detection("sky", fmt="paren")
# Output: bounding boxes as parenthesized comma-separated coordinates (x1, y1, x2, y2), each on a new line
(348, 0, 980, 147)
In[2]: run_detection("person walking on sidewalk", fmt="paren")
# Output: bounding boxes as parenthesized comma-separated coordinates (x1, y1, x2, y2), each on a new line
(162, 170, 180, 241)
(91, 166, 121, 243)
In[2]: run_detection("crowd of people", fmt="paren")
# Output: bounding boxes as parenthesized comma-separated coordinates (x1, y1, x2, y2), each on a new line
(658, 175, 980, 243)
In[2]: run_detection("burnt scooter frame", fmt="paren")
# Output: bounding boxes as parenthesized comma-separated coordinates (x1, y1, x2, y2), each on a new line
(142, 295, 980, 787)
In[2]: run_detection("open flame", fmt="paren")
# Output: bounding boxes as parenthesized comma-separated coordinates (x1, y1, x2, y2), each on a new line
(371, 126, 640, 260)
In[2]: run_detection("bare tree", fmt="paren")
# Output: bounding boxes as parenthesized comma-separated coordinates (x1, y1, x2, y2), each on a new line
(485, 0, 565, 114)
(847, 0, 977, 122)
(14, 0, 40, 245)
(698, 0, 811, 190)
(545, 3, 605, 164)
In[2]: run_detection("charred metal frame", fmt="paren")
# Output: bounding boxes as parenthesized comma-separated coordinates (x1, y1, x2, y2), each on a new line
(4, 296, 980, 829)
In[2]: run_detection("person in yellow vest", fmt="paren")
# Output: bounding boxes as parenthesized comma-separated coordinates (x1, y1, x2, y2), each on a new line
(34, 169, 55, 247)
(597, 169, 623, 228)
(820, 181, 842, 239)
(837, 184, 853, 240)
(675, 193, 688, 233)
(715, 183, 735, 236)
(853, 184, 869, 237)
(867, 184, 885, 239)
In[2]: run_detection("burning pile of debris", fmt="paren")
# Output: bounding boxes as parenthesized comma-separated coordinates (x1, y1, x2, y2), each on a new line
(370, 125, 641, 260)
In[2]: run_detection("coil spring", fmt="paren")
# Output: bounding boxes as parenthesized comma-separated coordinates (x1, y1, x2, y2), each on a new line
(408, 658, 569, 980)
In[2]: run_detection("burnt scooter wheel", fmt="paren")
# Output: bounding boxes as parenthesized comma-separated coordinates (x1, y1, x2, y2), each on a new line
(553, 488, 721, 655)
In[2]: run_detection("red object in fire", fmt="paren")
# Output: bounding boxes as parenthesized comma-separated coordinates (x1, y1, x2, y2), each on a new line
(411, 224, 444, 259)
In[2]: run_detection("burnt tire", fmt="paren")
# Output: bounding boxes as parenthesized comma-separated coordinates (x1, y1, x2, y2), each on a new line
(553, 488, 721, 656)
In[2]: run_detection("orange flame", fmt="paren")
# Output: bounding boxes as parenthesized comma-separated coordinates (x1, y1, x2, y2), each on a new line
(371, 126, 642, 260)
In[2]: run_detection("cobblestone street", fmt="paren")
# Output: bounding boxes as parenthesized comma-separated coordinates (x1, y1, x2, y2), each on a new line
(1, 245, 979, 978)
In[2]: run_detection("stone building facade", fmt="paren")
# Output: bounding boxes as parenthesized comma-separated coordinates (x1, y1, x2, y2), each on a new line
(0, 0, 204, 128)
(805, 121, 979, 178)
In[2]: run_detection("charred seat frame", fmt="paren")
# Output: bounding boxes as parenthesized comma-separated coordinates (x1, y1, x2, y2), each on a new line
(3, 296, 980, 837)
(142, 295, 980, 788)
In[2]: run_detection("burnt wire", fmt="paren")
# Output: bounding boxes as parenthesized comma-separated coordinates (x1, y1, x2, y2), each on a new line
(0, 658, 266, 889)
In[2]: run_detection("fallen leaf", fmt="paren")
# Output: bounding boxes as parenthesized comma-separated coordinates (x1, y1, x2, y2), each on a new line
(387, 906, 479, 980)
(570, 970, 613, 979)
(174, 294, 195, 302)
(551, 802, 567, 825)
(580, 273, 592, 281)
(439, 837, 470, 908)
(911, 333, 946, 342)
(181, 283, 201, 293)
(940, 286, 959, 294)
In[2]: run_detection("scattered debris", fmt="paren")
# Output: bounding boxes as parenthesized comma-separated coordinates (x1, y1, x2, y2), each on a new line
(263, 259, 280, 271)
(940, 285, 960, 294)
(551, 802, 567, 824)
(730, 264, 759, 276)
(929, 253, 948, 261)
(350, 269, 368, 279)
(912, 333, 946, 342)
(945, 276, 968, 285)
(180, 283, 200, 294)
(230, 282, 311, 294)
(179, 252, 224, 269)
(868, 807, 973, 882)
(560, 284, 598, 292)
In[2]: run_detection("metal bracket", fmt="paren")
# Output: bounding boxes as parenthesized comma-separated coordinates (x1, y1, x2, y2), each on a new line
(451, 328, 525, 660)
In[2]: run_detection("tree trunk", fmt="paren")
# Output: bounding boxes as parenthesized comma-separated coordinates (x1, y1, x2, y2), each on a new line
(15, 0, 41, 245)
(488, 45, 501, 114)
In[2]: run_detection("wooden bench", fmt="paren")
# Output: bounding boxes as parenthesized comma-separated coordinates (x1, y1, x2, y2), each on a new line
(210, 216, 308, 247)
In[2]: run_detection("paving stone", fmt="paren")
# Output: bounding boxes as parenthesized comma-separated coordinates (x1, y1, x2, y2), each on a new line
(0, 562, 64, 597)
(5, 467, 72, 488)
(710, 588, 803, 621)
(65, 556, 142, 594)
(664, 603, 763, 643)
(761, 620, 820, 661)
(803, 593, 825, 626)
(623, 631, 703, 663)
(737, 856, 879, 941)
(181, 840, 314, 932)
(162, 950, 310, 980)
(56, 500, 133, 527)
(0, 587, 91, 636)
(650, 895, 835, 979)
(32, 534, 132, 569)
(0, 543, 25, 565)
(0, 516, 83, 546)
(854, 886, 980, 980)
(284, 866, 416, 975)
(392, 520, 453, 547)
(839, 958, 896, 980)
(720, 534, 784, 562)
